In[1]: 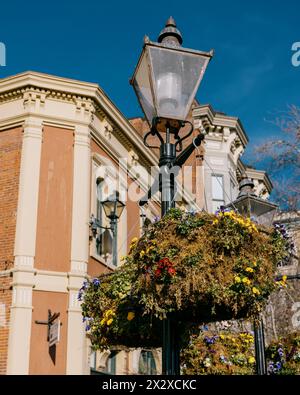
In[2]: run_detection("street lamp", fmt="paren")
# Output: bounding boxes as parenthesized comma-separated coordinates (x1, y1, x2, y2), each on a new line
(227, 178, 278, 226)
(90, 191, 125, 267)
(226, 178, 278, 375)
(131, 17, 213, 375)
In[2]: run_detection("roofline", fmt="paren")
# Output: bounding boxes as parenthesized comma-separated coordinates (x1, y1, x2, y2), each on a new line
(0, 71, 201, 211)
(0, 71, 159, 167)
(237, 159, 273, 193)
(192, 103, 249, 147)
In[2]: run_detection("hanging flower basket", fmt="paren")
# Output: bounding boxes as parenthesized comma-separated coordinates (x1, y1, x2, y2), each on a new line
(80, 208, 289, 349)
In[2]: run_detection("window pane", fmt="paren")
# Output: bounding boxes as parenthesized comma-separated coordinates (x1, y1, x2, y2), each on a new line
(105, 351, 117, 374)
(212, 175, 224, 200)
(90, 350, 96, 369)
(138, 351, 157, 375)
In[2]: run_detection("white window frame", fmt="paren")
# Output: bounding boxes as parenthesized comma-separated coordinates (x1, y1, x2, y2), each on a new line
(211, 174, 225, 212)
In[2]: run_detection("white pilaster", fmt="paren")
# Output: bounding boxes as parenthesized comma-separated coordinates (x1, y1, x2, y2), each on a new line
(66, 124, 91, 375)
(7, 117, 43, 374)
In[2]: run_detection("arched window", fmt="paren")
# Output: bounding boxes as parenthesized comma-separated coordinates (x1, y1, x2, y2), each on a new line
(138, 350, 157, 375)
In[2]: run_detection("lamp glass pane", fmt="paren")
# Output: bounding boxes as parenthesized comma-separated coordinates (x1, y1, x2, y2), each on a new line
(231, 196, 278, 227)
(115, 201, 125, 218)
(132, 49, 155, 124)
(102, 201, 115, 218)
(149, 46, 209, 120)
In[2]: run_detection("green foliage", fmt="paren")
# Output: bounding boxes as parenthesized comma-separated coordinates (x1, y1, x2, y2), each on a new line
(80, 208, 289, 350)
(181, 329, 256, 375)
(266, 332, 300, 375)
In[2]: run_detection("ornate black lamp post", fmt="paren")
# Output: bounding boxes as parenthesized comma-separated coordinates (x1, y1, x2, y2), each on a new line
(226, 178, 278, 375)
(90, 191, 125, 267)
(130, 17, 213, 375)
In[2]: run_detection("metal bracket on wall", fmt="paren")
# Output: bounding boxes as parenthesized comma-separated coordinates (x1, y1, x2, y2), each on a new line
(35, 309, 60, 341)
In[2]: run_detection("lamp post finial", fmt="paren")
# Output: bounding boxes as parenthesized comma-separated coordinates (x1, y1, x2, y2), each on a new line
(158, 16, 183, 46)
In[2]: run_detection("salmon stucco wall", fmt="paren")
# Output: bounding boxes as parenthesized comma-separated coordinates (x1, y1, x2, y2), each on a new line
(35, 126, 73, 272)
(29, 291, 68, 374)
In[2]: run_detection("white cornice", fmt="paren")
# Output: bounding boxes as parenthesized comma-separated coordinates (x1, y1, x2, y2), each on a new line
(245, 167, 273, 193)
(192, 104, 249, 147)
(0, 71, 158, 168)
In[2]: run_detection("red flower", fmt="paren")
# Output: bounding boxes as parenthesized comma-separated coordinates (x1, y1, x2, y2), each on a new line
(154, 269, 161, 277)
(168, 267, 176, 276)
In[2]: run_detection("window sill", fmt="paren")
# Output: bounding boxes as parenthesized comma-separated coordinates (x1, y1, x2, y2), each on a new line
(90, 251, 118, 271)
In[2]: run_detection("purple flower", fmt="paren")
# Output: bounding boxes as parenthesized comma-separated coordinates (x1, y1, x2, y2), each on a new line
(80, 280, 89, 292)
(277, 347, 284, 357)
(204, 336, 217, 345)
(77, 292, 83, 301)
(275, 361, 282, 369)
(92, 278, 100, 286)
(153, 216, 160, 223)
(85, 324, 91, 331)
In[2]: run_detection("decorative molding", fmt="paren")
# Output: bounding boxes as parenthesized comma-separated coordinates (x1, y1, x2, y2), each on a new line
(70, 260, 88, 274)
(34, 271, 68, 293)
(68, 290, 82, 311)
(193, 104, 249, 147)
(23, 89, 46, 111)
(14, 255, 34, 268)
(208, 157, 225, 166)
(128, 149, 139, 168)
(12, 287, 32, 308)
(0, 71, 158, 170)
(104, 123, 113, 140)
(74, 131, 90, 147)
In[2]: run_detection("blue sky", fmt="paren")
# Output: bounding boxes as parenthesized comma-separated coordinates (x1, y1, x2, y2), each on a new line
(0, 0, 299, 163)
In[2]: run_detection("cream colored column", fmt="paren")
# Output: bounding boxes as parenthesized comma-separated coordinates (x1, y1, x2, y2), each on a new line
(66, 125, 91, 375)
(7, 117, 43, 374)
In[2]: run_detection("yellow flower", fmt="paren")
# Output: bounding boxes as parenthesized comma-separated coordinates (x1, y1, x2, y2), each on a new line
(104, 309, 115, 318)
(242, 277, 251, 285)
(246, 267, 254, 273)
(220, 334, 225, 340)
(120, 256, 126, 261)
(127, 312, 135, 321)
(253, 261, 257, 267)
(100, 318, 106, 325)
(106, 318, 113, 326)
(131, 237, 138, 244)
(140, 250, 145, 257)
(252, 287, 261, 295)
(213, 219, 218, 225)
(104, 309, 113, 318)
(248, 357, 255, 364)
(234, 276, 241, 283)
(282, 275, 287, 282)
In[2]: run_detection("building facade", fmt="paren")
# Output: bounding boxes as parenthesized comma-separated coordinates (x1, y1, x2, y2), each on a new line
(0, 71, 275, 375)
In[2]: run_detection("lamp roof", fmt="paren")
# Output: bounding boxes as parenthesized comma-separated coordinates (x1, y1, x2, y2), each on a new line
(158, 16, 183, 46)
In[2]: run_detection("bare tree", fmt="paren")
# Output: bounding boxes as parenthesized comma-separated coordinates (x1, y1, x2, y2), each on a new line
(255, 105, 300, 210)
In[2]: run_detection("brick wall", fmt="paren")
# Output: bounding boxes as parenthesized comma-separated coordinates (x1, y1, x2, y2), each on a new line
(0, 127, 22, 374)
